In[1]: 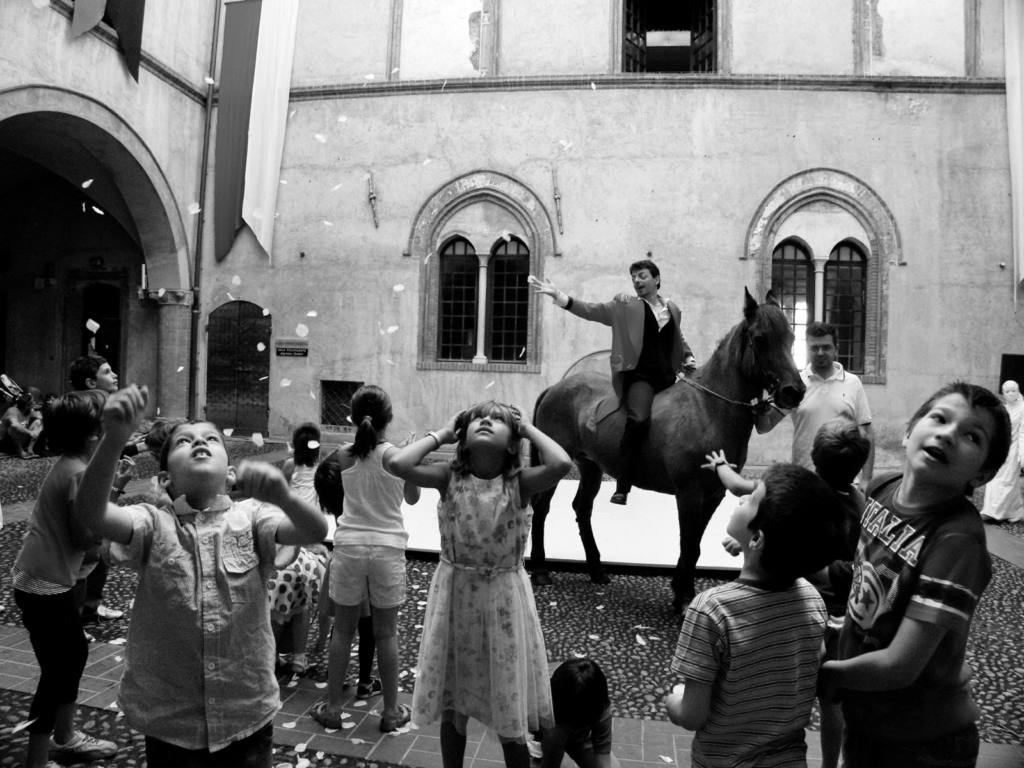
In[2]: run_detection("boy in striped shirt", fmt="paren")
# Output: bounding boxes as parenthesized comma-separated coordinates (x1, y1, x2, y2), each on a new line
(666, 464, 845, 767)
(819, 382, 1009, 768)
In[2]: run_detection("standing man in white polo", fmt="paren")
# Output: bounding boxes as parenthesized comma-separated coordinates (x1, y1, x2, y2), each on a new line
(791, 321, 874, 482)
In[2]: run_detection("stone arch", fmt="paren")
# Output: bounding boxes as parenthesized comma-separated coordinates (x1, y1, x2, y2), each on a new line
(0, 85, 191, 289)
(746, 168, 899, 383)
(409, 170, 559, 372)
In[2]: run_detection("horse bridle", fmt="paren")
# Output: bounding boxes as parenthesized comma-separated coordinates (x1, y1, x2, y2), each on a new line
(680, 328, 785, 414)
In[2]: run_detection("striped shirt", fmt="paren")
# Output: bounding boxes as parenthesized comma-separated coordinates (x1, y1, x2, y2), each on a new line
(838, 473, 991, 741)
(671, 579, 826, 768)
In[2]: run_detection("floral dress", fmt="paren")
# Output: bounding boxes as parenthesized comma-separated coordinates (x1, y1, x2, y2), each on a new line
(412, 472, 553, 738)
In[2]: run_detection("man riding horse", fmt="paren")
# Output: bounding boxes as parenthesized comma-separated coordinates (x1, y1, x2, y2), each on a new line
(530, 259, 697, 505)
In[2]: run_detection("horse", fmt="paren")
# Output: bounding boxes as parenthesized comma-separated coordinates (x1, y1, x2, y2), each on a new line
(529, 289, 804, 611)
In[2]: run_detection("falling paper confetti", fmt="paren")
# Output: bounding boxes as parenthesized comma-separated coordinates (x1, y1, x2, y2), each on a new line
(177, 366, 185, 373)
(286, 678, 298, 688)
(204, 75, 215, 85)
(635, 634, 647, 646)
(323, 219, 334, 226)
(110, 637, 127, 645)
(256, 342, 266, 352)
(331, 182, 344, 191)
(364, 73, 376, 79)
(252, 432, 265, 448)
(315, 681, 328, 689)
(258, 376, 269, 381)
(262, 307, 271, 316)
(352, 700, 367, 708)
(280, 379, 292, 387)
(423, 157, 432, 165)
(223, 428, 234, 437)
(308, 440, 320, 449)
(485, 381, 495, 389)
(306, 310, 318, 317)
(314, 133, 327, 143)
(591, 81, 597, 90)
(158, 288, 166, 297)
(500, 231, 512, 242)
(92, 205, 105, 215)
(282, 721, 297, 729)
(393, 284, 405, 292)
(85, 318, 101, 333)
(338, 115, 348, 122)
(187, 202, 201, 214)
(559, 140, 573, 150)
(343, 722, 357, 730)
(386, 325, 399, 334)
(391, 67, 400, 74)
(295, 324, 309, 338)
(231, 275, 241, 286)
(82, 178, 94, 189)
(323, 727, 339, 734)
(659, 757, 673, 764)
(11, 718, 37, 734)
(279, 179, 288, 185)
(226, 292, 236, 301)
(289, 110, 296, 119)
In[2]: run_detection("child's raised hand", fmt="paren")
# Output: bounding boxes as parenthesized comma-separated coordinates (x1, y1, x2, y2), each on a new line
(527, 274, 557, 297)
(103, 385, 148, 438)
(701, 449, 731, 471)
(234, 460, 290, 507)
(510, 405, 531, 436)
(721, 535, 742, 556)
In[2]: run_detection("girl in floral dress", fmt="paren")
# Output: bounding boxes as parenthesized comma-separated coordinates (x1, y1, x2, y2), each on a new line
(386, 401, 572, 768)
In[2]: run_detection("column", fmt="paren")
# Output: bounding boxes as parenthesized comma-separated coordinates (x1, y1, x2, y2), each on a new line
(473, 256, 489, 364)
(144, 288, 194, 418)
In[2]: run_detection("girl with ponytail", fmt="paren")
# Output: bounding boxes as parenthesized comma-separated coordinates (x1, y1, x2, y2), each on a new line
(312, 385, 421, 733)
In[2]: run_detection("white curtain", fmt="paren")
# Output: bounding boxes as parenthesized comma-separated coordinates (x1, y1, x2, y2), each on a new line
(242, 0, 300, 264)
(1007, 0, 1024, 301)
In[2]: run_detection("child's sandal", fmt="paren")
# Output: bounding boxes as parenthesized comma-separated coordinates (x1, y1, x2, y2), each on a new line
(310, 701, 347, 729)
(379, 703, 411, 733)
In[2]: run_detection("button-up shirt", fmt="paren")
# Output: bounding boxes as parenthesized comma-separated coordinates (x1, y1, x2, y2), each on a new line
(107, 495, 284, 751)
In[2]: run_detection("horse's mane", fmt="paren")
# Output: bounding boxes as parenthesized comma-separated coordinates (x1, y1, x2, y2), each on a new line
(699, 300, 791, 382)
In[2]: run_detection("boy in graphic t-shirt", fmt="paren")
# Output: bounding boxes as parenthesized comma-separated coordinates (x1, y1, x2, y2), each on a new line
(820, 381, 1010, 768)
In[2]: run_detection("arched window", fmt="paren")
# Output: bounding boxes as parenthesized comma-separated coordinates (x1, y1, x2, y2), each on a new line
(411, 171, 557, 373)
(771, 239, 813, 362)
(438, 238, 478, 361)
(825, 241, 867, 373)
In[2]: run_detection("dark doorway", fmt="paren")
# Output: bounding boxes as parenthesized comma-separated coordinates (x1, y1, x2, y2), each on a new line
(81, 283, 123, 372)
(1000, 354, 1024, 389)
(205, 300, 270, 434)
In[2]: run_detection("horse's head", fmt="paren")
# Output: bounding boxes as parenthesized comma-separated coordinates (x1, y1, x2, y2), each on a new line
(742, 288, 805, 410)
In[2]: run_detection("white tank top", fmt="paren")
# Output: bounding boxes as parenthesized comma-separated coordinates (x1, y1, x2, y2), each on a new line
(335, 442, 407, 549)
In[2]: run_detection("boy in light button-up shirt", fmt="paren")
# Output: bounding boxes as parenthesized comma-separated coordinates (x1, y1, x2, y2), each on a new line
(75, 384, 328, 766)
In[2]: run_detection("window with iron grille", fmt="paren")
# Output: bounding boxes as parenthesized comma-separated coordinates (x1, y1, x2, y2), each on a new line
(825, 242, 866, 374)
(771, 240, 813, 361)
(487, 240, 530, 362)
(622, 1, 715, 73)
(320, 379, 364, 430)
(772, 238, 868, 374)
(436, 236, 532, 365)
(438, 238, 478, 361)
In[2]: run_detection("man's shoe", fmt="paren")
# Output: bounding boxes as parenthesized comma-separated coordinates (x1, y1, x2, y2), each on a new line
(609, 492, 628, 505)
(49, 731, 118, 761)
(96, 604, 124, 620)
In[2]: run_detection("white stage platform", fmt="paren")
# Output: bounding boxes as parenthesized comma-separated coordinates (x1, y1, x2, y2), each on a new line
(404, 481, 743, 573)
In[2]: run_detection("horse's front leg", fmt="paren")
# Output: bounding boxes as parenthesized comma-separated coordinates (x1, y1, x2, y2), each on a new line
(529, 486, 555, 585)
(672, 486, 724, 612)
(573, 459, 609, 584)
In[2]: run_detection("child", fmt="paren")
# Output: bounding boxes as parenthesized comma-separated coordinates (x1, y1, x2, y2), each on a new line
(11, 390, 118, 767)
(386, 401, 573, 768)
(704, 418, 869, 613)
(311, 385, 421, 732)
(819, 382, 1010, 768)
(665, 463, 844, 768)
(1, 392, 42, 458)
(270, 422, 326, 674)
(533, 658, 619, 768)
(311, 448, 380, 696)
(74, 384, 328, 766)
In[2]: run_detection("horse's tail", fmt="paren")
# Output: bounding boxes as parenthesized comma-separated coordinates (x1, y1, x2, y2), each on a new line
(529, 386, 552, 467)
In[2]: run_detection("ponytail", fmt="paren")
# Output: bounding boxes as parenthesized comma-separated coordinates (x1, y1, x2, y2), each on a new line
(346, 384, 393, 459)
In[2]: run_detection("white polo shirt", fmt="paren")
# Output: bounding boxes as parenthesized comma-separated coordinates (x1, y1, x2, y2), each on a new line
(791, 362, 872, 470)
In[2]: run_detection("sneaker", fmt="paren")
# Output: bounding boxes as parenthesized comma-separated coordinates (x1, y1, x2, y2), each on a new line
(356, 678, 382, 699)
(95, 604, 124, 620)
(49, 730, 118, 761)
